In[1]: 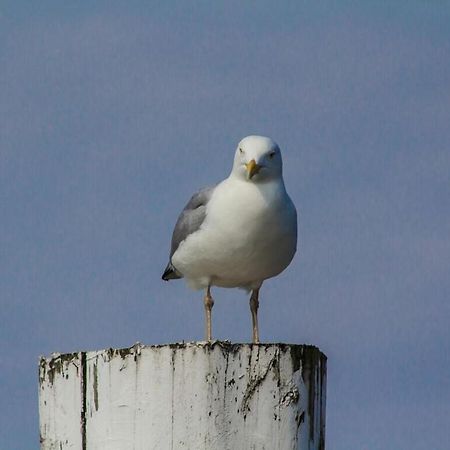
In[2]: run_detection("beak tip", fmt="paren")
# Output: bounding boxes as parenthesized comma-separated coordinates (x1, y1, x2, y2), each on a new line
(246, 159, 259, 179)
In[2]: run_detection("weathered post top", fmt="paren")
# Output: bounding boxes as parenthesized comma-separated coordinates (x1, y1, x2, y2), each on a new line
(39, 341, 326, 450)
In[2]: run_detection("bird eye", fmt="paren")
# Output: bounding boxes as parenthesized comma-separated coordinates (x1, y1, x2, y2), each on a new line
(239, 147, 244, 154)
(268, 151, 276, 159)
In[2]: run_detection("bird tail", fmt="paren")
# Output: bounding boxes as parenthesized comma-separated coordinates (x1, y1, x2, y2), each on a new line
(161, 262, 182, 281)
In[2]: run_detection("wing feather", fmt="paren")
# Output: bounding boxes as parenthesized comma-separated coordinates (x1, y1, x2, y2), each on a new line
(162, 186, 215, 280)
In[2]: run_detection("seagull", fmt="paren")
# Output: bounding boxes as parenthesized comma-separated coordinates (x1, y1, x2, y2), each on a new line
(162, 135, 297, 343)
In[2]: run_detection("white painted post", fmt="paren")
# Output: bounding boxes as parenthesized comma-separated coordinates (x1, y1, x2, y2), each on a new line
(39, 342, 326, 450)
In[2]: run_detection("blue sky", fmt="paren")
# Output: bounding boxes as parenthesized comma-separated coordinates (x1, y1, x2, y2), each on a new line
(1, 2, 449, 449)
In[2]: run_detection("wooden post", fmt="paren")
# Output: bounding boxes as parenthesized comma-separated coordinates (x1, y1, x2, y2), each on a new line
(39, 341, 326, 449)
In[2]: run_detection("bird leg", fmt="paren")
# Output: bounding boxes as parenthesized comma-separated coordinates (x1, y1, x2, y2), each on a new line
(204, 286, 214, 342)
(250, 288, 260, 344)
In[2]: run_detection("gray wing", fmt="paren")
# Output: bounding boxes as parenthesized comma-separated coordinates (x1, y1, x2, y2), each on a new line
(170, 185, 215, 257)
(162, 186, 215, 281)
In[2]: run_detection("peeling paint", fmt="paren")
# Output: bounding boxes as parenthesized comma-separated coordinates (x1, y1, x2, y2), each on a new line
(93, 361, 99, 412)
(279, 385, 299, 407)
(241, 349, 279, 415)
(39, 341, 326, 450)
(39, 352, 80, 387)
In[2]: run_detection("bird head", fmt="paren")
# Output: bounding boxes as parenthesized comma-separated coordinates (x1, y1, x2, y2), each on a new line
(232, 135, 283, 182)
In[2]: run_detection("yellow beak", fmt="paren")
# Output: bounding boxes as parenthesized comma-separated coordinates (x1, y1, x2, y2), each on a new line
(245, 159, 261, 179)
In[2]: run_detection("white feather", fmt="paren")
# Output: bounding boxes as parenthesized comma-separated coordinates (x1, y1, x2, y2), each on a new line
(171, 135, 297, 291)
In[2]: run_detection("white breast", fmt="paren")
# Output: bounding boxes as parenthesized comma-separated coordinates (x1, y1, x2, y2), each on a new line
(172, 177, 297, 290)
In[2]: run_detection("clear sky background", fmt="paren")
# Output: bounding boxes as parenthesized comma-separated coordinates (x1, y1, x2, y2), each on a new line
(1, 1, 449, 449)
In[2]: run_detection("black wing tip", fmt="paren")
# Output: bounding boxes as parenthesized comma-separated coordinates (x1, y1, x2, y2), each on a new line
(161, 263, 182, 281)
